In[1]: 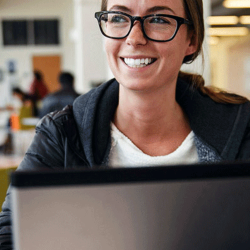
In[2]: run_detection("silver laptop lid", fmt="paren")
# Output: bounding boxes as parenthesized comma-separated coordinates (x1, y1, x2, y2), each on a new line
(11, 162, 250, 250)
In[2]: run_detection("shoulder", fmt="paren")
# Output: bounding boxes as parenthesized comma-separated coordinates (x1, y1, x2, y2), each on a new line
(38, 78, 118, 133)
(41, 92, 58, 103)
(36, 105, 75, 138)
(177, 78, 250, 159)
(38, 105, 74, 123)
(73, 78, 118, 115)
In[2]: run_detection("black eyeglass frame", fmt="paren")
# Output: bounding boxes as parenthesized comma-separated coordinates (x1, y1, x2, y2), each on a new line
(95, 11, 193, 42)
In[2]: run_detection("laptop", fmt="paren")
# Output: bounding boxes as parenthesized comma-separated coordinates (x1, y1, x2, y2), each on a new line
(11, 162, 250, 250)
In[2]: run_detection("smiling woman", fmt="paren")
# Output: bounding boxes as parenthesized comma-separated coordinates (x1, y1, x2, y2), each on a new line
(1, 0, 250, 249)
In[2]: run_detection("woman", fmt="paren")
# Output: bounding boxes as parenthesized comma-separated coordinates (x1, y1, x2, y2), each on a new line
(1, 0, 250, 249)
(97, 0, 204, 165)
(93, 0, 250, 165)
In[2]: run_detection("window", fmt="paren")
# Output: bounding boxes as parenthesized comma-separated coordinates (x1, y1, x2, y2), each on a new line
(2, 20, 28, 45)
(2, 19, 60, 46)
(34, 20, 59, 45)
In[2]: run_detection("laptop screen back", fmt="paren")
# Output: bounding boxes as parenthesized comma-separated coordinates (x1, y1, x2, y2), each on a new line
(11, 163, 250, 250)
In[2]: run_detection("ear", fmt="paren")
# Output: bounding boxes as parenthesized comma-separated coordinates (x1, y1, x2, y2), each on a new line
(185, 31, 199, 57)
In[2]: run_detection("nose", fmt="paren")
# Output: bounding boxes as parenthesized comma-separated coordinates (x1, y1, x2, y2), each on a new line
(125, 21, 147, 46)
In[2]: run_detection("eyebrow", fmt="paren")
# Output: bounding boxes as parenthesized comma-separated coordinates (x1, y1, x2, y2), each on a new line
(108, 5, 176, 15)
(147, 6, 176, 15)
(108, 5, 131, 12)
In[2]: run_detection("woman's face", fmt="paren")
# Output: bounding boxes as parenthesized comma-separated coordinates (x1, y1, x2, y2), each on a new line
(105, 0, 197, 93)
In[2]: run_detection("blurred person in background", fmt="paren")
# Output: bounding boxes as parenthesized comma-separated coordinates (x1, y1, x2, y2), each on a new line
(12, 88, 35, 114)
(29, 70, 49, 116)
(0, 88, 35, 154)
(39, 72, 79, 118)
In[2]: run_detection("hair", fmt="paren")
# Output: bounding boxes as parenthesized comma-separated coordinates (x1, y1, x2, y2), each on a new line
(100, 0, 248, 104)
(180, 0, 248, 103)
(34, 70, 43, 81)
(101, 0, 107, 11)
(12, 87, 24, 96)
(59, 72, 74, 87)
(12, 87, 32, 103)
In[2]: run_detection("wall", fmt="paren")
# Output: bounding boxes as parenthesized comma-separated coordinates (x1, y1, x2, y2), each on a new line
(0, 0, 109, 97)
(210, 34, 250, 99)
(0, 0, 75, 97)
(73, 0, 108, 93)
(228, 36, 250, 98)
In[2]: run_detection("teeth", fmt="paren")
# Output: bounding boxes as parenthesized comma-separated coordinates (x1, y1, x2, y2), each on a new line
(124, 58, 153, 68)
(135, 59, 140, 66)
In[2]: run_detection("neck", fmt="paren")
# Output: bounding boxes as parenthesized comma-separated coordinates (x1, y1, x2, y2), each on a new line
(113, 83, 191, 156)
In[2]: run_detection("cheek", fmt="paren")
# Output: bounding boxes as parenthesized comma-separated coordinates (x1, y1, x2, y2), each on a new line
(158, 43, 178, 64)
(104, 40, 112, 61)
(105, 40, 121, 66)
(164, 40, 190, 66)
(157, 43, 186, 79)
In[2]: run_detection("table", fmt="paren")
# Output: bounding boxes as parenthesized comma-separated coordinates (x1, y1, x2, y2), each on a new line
(0, 155, 23, 169)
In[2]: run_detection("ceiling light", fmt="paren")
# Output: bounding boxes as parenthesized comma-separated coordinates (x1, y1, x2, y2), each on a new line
(208, 16, 239, 25)
(209, 27, 249, 36)
(239, 15, 250, 24)
(223, 0, 250, 8)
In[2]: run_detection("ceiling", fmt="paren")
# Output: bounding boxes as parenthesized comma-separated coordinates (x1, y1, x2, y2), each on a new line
(211, 0, 250, 16)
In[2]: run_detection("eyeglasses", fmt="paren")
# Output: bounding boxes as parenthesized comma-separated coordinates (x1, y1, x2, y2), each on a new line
(95, 11, 192, 42)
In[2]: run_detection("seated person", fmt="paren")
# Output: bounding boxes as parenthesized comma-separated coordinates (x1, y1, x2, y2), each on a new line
(1, 0, 250, 249)
(39, 72, 79, 118)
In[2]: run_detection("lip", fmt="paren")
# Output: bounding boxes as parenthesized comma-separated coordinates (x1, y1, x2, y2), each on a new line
(121, 55, 156, 59)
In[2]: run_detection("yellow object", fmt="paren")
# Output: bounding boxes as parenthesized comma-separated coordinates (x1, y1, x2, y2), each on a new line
(10, 105, 35, 131)
(0, 167, 17, 211)
(19, 106, 35, 130)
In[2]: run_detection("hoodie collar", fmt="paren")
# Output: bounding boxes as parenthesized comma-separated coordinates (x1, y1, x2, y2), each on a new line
(73, 78, 250, 165)
(73, 79, 119, 166)
(176, 78, 250, 160)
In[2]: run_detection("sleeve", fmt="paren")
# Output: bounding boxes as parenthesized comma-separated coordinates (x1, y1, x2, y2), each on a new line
(0, 114, 66, 250)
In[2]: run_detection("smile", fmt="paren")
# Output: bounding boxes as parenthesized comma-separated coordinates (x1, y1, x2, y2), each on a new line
(123, 58, 156, 68)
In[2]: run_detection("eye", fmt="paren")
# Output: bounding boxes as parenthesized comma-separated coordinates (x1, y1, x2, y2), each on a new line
(110, 14, 128, 23)
(148, 17, 171, 24)
(101, 14, 108, 22)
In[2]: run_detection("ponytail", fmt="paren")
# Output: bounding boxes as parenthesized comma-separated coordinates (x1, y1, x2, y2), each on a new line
(178, 71, 249, 104)
(180, 1, 248, 104)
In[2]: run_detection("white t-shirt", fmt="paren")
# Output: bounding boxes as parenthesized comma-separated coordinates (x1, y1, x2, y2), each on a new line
(109, 123, 199, 168)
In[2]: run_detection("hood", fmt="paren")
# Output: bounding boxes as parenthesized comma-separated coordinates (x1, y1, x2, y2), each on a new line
(73, 79, 119, 166)
(73, 78, 250, 165)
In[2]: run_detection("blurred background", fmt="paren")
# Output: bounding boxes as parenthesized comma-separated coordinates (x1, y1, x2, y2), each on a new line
(0, 0, 249, 164)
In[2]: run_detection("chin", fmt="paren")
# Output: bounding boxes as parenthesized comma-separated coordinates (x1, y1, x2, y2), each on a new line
(118, 78, 157, 92)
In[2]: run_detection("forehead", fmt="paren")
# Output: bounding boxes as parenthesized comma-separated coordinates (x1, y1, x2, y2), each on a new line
(106, 0, 185, 15)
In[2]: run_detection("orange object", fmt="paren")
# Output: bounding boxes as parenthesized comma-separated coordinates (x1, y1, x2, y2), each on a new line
(10, 113, 20, 131)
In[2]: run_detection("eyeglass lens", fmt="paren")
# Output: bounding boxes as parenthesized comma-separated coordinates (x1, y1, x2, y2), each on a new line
(100, 13, 178, 41)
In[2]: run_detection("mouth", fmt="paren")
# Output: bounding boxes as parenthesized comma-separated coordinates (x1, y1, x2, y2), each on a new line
(122, 57, 157, 68)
